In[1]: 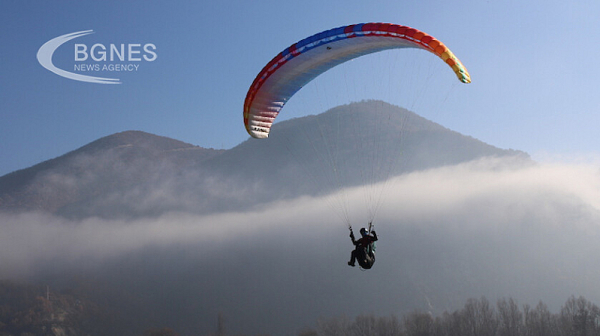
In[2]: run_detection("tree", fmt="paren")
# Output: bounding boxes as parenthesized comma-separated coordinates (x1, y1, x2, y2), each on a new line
(375, 315, 403, 336)
(523, 301, 558, 336)
(352, 314, 378, 336)
(560, 296, 600, 336)
(496, 298, 523, 336)
(461, 297, 497, 336)
(403, 312, 434, 336)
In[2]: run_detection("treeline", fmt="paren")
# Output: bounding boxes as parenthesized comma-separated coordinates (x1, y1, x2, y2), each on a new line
(298, 296, 600, 336)
(2, 279, 600, 336)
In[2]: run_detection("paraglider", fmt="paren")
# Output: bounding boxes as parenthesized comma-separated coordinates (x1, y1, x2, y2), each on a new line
(243, 23, 471, 270)
(348, 224, 378, 269)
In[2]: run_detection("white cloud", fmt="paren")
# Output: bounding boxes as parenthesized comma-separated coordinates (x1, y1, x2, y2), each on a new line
(2, 156, 600, 313)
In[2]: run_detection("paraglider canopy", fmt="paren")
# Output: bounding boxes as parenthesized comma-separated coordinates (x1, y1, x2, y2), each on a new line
(243, 22, 471, 139)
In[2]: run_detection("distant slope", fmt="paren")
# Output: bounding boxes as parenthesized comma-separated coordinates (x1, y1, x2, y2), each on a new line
(0, 131, 222, 216)
(0, 101, 528, 219)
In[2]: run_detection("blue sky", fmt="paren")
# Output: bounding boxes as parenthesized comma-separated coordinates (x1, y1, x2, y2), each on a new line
(1, 0, 599, 177)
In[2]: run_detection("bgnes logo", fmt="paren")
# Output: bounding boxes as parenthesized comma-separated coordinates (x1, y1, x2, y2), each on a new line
(37, 30, 157, 84)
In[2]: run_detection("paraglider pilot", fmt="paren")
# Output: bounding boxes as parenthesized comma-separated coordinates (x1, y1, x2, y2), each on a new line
(348, 225, 378, 269)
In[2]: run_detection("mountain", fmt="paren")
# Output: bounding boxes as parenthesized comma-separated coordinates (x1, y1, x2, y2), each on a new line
(0, 101, 527, 219)
(0, 130, 223, 217)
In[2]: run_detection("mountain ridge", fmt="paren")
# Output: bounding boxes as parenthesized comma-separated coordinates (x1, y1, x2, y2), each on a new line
(0, 101, 528, 218)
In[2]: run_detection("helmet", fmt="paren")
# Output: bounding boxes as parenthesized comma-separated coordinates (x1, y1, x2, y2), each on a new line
(360, 228, 368, 236)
